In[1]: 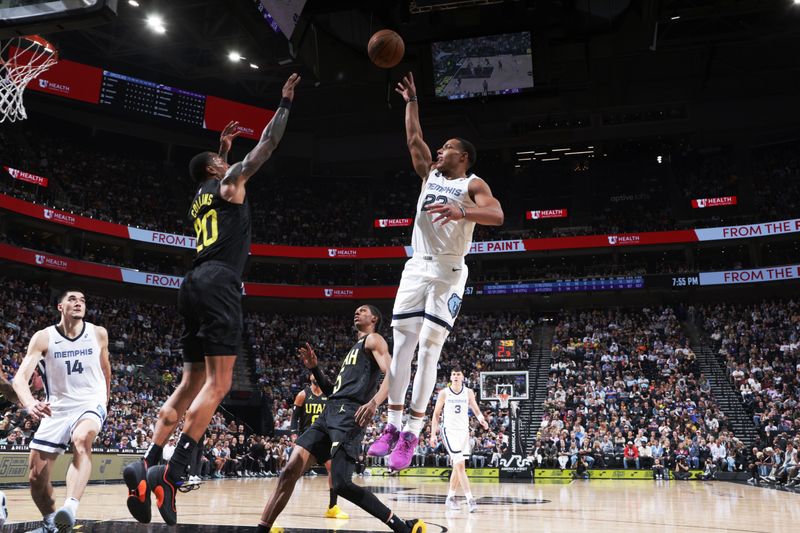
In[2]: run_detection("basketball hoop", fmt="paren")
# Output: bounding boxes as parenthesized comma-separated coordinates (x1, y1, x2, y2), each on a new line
(498, 392, 510, 410)
(0, 35, 58, 123)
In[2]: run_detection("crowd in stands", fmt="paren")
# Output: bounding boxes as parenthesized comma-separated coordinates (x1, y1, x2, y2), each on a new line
(2, 272, 799, 483)
(697, 300, 800, 486)
(533, 306, 745, 477)
(4, 120, 800, 251)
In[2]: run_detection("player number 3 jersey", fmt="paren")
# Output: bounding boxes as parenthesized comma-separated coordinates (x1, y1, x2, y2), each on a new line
(40, 322, 106, 413)
(411, 170, 478, 257)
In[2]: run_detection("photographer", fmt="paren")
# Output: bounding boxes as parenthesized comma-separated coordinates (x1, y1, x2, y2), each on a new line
(674, 456, 691, 480)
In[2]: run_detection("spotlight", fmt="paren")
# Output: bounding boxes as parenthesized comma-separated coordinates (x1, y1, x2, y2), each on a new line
(228, 51, 244, 62)
(249, 63, 259, 69)
(128, 0, 140, 6)
(146, 14, 166, 34)
(657, 155, 663, 164)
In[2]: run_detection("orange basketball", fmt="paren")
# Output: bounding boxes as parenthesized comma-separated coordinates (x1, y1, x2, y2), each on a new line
(367, 29, 405, 69)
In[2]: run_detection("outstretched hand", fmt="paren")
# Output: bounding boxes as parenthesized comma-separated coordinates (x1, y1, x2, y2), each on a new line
(298, 342, 318, 369)
(219, 120, 241, 154)
(395, 71, 417, 102)
(282, 73, 301, 101)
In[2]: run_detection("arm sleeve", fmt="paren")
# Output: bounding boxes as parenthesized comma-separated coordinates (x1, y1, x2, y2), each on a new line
(311, 365, 334, 396)
(290, 405, 303, 432)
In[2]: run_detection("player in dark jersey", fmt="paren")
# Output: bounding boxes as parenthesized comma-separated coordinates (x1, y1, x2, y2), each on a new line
(290, 375, 349, 520)
(124, 73, 301, 526)
(256, 305, 426, 533)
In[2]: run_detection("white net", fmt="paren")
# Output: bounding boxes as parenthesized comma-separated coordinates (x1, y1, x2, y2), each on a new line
(0, 35, 57, 123)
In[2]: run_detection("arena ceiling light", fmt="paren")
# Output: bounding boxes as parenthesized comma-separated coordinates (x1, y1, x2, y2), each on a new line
(146, 14, 165, 34)
(516, 150, 536, 155)
(128, 0, 140, 7)
(228, 51, 244, 62)
(249, 63, 259, 69)
(551, 148, 571, 152)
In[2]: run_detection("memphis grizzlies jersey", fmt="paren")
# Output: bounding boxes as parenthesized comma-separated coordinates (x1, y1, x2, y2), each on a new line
(411, 170, 478, 257)
(442, 386, 470, 433)
(39, 323, 106, 414)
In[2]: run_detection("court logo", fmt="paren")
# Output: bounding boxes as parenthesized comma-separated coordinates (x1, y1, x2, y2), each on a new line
(447, 293, 462, 318)
(35, 254, 45, 265)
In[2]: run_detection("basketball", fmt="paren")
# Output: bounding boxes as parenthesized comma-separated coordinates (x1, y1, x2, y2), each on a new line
(367, 29, 404, 68)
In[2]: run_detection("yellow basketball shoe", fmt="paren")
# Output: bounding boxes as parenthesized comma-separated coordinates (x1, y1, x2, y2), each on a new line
(325, 505, 350, 519)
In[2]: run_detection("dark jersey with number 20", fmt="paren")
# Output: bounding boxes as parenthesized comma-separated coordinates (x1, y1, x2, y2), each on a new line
(330, 334, 380, 405)
(189, 178, 251, 276)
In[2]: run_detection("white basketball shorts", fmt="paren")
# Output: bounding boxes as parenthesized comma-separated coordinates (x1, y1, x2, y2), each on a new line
(391, 255, 468, 341)
(30, 401, 106, 455)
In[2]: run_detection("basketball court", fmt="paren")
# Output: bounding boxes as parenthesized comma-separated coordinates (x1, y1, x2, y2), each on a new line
(2, 477, 796, 532)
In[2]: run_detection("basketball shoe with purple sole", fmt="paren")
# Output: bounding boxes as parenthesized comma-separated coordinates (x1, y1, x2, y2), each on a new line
(388, 431, 419, 471)
(367, 423, 399, 457)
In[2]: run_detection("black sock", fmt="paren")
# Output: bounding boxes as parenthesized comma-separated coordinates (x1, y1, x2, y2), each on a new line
(167, 434, 197, 483)
(387, 514, 410, 533)
(144, 443, 163, 466)
(329, 488, 338, 508)
(256, 525, 270, 533)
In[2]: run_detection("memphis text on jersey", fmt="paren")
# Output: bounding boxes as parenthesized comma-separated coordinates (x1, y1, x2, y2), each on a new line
(52, 348, 93, 359)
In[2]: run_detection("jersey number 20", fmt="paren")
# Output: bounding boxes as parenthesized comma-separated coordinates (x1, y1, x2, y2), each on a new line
(194, 209, 219, 252)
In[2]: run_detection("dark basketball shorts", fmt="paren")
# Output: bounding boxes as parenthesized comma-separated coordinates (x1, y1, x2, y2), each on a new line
(296, 399, 364, 463)
(178, 260, 243, 362)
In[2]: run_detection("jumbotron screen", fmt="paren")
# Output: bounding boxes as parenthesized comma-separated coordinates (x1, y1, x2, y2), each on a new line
(432, 32, 533, 100)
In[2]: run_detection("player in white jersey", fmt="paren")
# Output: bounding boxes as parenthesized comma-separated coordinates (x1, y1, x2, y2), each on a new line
(430, 367, 487, 513)
(12, 289, 110, 533)
(368, 71, 503, 471)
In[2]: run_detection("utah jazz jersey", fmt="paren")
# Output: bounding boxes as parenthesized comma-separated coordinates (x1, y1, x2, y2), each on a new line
(330, 335, 380, 405)
(411, 170, 478, 257)
(189, 178, 251, 277)
(302, 387, 327, 431)
(40, 322, 106, 414)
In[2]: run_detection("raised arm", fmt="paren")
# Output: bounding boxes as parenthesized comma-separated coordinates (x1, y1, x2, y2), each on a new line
(429, 389, 447, 448)
(96, 325, 111, 405)
(468, 388, 489, 430)
(395, 72, 433, 179)
(354, 334, 392, 427)
(299, 342, 334, 396)
(11, 329, 52, 421)
(218, 120, 241, 163)
(222, 73, 300, 189)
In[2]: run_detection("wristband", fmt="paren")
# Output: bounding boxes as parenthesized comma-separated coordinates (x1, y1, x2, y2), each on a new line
(459, 206, 466, 219)
(406, 96, 418, 103)
(279, 97, 292, 110)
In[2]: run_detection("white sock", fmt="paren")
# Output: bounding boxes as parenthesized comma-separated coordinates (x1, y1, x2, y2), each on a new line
(409, 331, 445, 413)
(404, 415, 425, 436)
(465, 491, 473, 500)
(64, 497, 79, 515)
(387, 409, 403, 430)
(44, 512, 55, 525)
(447, 490, 456, 499)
